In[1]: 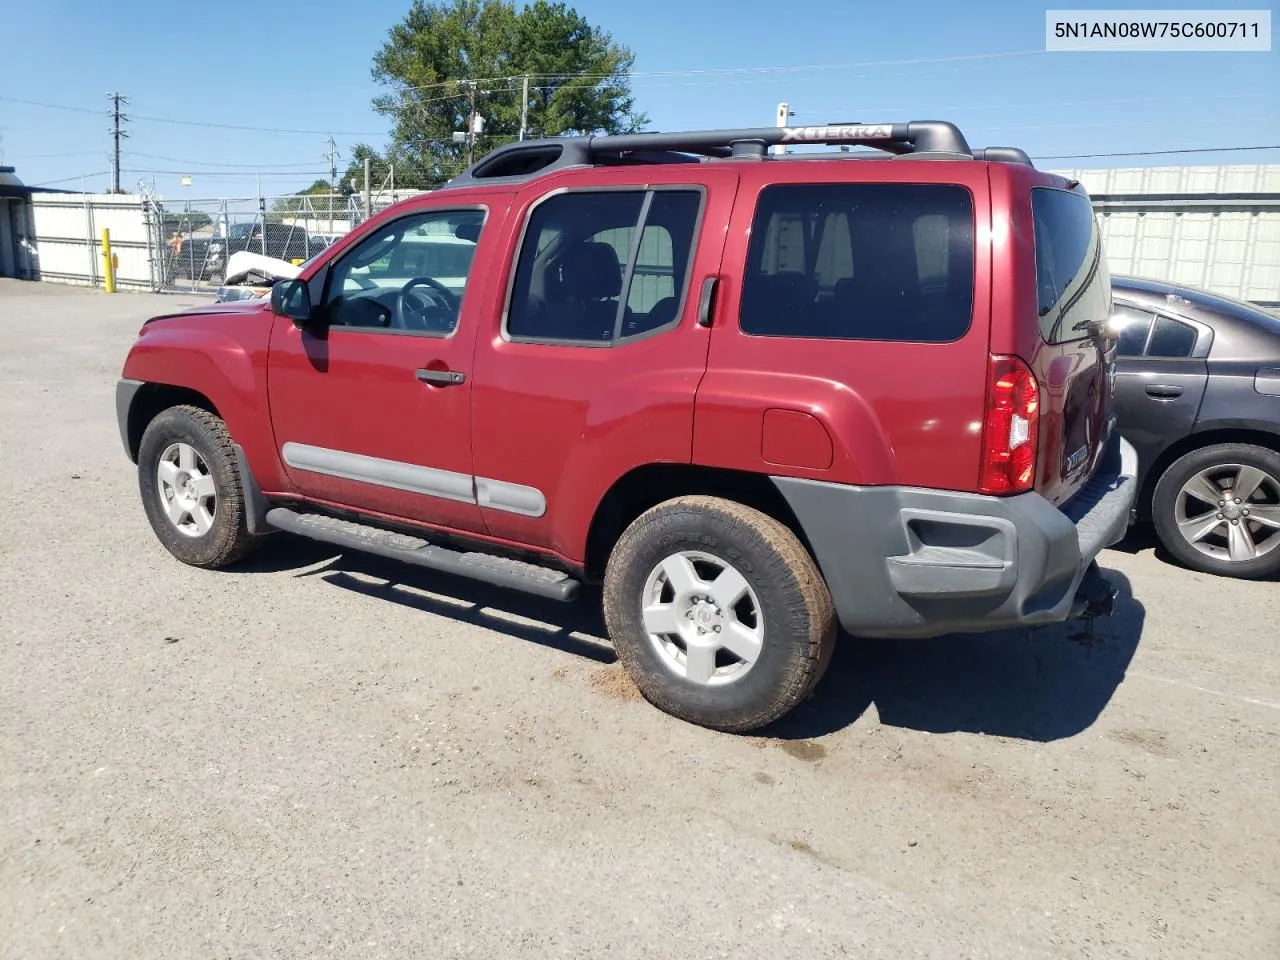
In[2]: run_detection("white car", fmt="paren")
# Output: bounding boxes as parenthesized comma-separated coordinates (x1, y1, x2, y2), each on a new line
(215, 251, 303, 302)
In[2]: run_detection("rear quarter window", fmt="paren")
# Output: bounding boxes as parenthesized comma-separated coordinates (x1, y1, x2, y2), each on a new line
(1146, 315, 1199, 358)
(739, 183, 975, 343)
(1032, 187, 1110, 345)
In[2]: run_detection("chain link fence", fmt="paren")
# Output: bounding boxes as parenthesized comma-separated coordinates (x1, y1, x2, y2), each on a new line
(145, 188, 428, 293)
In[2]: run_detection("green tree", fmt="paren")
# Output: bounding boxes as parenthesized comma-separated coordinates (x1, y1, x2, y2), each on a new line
(339, 143, 393, 193)
(157, 210, 212, 235)
(370, 0, 646, 186)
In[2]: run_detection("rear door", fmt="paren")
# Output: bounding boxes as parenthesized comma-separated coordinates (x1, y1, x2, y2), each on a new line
(469, 168, 740, 559)
(1109, 300, 1209, 467)
(1026, 185, 1115, 505)
(694, 162, 992, 491)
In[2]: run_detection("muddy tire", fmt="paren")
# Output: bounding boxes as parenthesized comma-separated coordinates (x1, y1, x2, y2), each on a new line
(602, 495, 836, 732)
(137, 405, 258, 569)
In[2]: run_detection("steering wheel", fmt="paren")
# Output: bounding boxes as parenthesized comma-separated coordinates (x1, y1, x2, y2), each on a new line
(397, 277, 460, 332)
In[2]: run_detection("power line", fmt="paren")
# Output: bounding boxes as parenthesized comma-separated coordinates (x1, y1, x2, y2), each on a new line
(0, 96, 104, 114)
(127, 113, 385, 136)
(125, 151, 328, 168)
(793, 91, 1280, 117)
(30, 171, 110, 186)
(10, 149, 107, 160)
(0, 46, 1064, 123)
(0, 94, 384, 135)
(123, 168, 332, 176)
(1035, 144, 1280, 160)
(388, 46, 1052, 94)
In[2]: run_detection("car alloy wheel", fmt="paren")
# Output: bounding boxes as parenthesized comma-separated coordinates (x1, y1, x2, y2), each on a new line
(641, 549, 764, 687)
(1174, 462, 1280, 564)
(155, 441, 218, 538)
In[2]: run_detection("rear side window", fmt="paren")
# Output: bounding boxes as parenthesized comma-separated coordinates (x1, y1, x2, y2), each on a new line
(1146, 315, 1199, 358)
(506, 189, 702, 344)
(1110, 303, 1155, 357)
(1032, 187, 1110, 344)
(739, 183, 975, 343)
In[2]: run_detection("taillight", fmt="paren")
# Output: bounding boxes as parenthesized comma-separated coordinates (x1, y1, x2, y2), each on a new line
(978, 355, 1040, 495)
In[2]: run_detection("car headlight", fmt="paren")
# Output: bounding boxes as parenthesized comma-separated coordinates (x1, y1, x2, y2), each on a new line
(215, 285, 270, 302)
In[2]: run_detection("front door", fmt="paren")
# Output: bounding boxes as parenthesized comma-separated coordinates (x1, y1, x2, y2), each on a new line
(267, 197, 510, 535)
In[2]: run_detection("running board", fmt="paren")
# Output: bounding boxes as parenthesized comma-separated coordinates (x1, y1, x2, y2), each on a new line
(264, 508, 580, 602)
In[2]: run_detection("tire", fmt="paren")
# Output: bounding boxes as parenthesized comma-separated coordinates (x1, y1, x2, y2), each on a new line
(137, 405, 258, 569)
(1151, 442, 1280, 580)
(602, 495, 837, 733)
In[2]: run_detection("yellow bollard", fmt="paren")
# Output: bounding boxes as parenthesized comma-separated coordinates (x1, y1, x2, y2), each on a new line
(101, 228, 116, 294)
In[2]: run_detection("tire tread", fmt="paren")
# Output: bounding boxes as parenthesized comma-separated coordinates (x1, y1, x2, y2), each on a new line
(603, 495, 836, 732)
(138, 405, 256, 569)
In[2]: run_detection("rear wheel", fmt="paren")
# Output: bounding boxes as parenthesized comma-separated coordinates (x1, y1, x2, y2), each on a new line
(602, 496, 836, 732)
(137, 405, 258, 569)
(1151, 443, 1280, 579)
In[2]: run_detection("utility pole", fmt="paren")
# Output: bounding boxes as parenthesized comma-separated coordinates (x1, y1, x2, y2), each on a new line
(519, 75, 529, 141)
(324, 136, 338, 191)
(323, 136, 339, 234)
(363, 157, 372, 224)
(107, 92, 129, 193)
(772, 101, 792, 157)
(464, 80, 478, 165)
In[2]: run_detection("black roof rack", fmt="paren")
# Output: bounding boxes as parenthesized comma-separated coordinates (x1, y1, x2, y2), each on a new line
(972, 146, 1035, 166)
(443, 121, 1033, 189)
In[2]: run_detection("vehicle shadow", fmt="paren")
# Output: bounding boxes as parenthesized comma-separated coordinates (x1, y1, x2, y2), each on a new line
(1109, 522, 1280, 582)
(239, 537, 616, 665)
(233, 538, 1143, 742)
(764, 568, 1145, 743)
(1107, 522, 1161, 556)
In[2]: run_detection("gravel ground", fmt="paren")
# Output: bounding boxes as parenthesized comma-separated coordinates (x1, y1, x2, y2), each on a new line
(2, 279, 1278, 959)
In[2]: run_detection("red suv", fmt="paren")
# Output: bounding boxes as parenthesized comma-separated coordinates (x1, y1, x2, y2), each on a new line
(116, 122, 1137, 732)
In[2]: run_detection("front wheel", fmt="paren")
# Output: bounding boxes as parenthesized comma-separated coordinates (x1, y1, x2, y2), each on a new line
(137, 405, 259, 569)
(602, 496, 836, 732)
(1151, 443, 1280, 579)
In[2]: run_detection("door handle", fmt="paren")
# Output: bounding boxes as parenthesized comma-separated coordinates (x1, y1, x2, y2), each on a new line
(416, 368, 466, 386)
(696, 276, 719, 328)
(1145, 383, 1183, 399)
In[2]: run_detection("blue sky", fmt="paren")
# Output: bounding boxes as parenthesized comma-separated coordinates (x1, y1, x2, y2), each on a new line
(1, 0, 1276, 199)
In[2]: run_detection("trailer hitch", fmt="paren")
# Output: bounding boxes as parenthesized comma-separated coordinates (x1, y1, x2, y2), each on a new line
(1067, 561, 1119, 647)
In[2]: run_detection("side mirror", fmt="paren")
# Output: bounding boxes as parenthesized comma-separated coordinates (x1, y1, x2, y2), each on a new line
(270, 278, 315, 328)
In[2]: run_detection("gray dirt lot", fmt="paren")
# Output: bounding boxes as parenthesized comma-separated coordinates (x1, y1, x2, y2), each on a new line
(1, 279, 1277, 959)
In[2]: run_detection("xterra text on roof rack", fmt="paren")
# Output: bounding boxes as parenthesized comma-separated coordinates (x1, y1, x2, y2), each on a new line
(116, 120, 1137, 732)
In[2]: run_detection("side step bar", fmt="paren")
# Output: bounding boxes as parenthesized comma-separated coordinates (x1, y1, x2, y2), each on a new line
(264, 508, 580, 602)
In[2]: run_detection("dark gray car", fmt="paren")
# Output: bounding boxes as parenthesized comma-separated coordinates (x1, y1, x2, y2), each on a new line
(1109, 275, 1280, 579)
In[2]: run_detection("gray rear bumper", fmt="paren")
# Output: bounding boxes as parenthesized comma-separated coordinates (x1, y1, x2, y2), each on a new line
(772, 433, 1138, 639)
